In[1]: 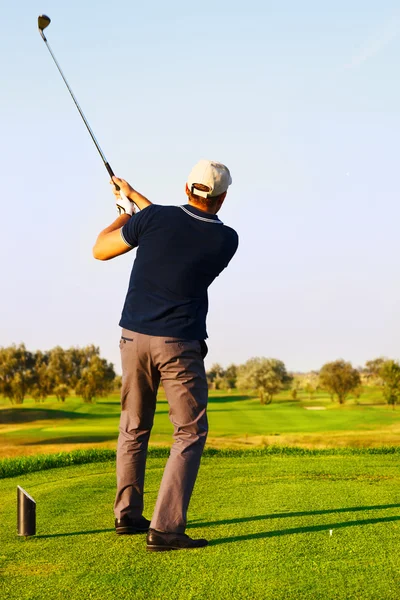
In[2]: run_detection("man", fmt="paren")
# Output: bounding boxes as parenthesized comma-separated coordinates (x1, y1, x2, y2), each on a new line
(93, 160, 238, 551)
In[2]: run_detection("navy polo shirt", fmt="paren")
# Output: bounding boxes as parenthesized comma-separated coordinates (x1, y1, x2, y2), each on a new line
(119, 203, 238, 340)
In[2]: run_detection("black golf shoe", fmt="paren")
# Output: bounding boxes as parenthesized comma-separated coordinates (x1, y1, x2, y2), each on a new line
(115, 515, 150, 535)
(146, 528, 208, 551)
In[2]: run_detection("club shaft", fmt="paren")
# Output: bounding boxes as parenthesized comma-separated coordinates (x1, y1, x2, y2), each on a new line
(42, 38, 114, 178)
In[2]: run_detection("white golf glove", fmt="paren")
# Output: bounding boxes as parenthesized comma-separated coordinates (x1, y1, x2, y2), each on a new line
(116, 190, 136, 216)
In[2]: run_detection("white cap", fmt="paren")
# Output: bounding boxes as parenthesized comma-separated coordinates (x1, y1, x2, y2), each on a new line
(187, 160, 232, 198)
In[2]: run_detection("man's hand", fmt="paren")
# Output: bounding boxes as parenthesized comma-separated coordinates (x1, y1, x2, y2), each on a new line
(111, 176, 153, 211)
(112, 177, 136, 199)
(112, 186, 136, 216)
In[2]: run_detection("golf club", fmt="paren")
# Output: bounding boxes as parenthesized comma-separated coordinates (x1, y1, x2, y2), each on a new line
(37, 15, 118, 187)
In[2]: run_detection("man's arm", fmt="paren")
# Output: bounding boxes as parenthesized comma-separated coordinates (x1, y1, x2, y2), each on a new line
(92, 214, 132, 261)
(93, 176, 153, 261)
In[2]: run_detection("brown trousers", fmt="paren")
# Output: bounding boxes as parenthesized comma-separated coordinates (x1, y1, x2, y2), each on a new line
(113, 329, 208, 533)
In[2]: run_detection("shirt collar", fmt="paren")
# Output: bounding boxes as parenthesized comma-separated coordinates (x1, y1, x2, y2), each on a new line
(182, 204, 222, 222)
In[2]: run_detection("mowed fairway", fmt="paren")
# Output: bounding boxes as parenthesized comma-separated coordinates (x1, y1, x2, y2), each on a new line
(1, 388, 400, 458)
(1, 453, 400, 600)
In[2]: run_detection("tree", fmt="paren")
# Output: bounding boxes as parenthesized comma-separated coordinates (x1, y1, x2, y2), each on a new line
(75, 353, 115, 402)
(222, 364, 237, 390)
(47, 346, 73, 393)
(54, 384, 69, 403)
(206, 364, 225, 390)
(0, 344, 35, 404)
(47, 345, 102, 398)
(363, 358, 386, 387)
(302, 373, 319, 401)
(30, 351, 52, 402)
(0, 344, 116, 404)
(319, 360, 361, 404)
(365, 358, 386, 378)
(236, 358, 293, 404)
(290, 377, 301, 401)
(113, 375, 122, 393)
(379, 360, 400, 410)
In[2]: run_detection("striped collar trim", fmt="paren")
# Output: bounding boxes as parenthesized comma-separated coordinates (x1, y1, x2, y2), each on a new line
(179, 205, 223, 224)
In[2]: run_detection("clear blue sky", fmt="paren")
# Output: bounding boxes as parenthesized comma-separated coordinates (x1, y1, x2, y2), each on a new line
(1, 1, 400, 373)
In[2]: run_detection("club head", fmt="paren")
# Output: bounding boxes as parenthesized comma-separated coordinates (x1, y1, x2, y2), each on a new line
(38, 14, 51, 31)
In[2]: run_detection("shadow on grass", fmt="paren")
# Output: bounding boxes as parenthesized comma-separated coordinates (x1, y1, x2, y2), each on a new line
(36, 505, 400, 542)
(36, 528, 114, 539)
(0, 408, 113, 424)
(209, 515, 400, 546)
(187, 503, 400, 529)
(23, 435, 118, 445)
(207, 395, 254, 404)
(98, 402, 120, 406)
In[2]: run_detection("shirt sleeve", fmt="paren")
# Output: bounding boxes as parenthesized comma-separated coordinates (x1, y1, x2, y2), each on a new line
(120, 205, 155, 248)
(223, 228, 239, 268)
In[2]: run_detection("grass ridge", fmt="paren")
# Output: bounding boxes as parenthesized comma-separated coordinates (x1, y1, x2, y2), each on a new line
(1, 445, 400, 479)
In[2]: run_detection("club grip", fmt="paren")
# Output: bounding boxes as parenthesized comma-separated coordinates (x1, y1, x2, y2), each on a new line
(105, 162, 120, 191)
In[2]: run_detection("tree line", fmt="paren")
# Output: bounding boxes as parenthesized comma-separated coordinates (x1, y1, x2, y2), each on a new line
(2, 344, 399, 409)
(207, 357, 400, 409)
(0, 344, 115, 404)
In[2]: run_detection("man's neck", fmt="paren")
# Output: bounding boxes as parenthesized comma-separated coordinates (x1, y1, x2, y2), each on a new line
(187, 200, 218, 215)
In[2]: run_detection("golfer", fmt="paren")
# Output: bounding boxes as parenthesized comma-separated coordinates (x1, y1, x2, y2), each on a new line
(93, 160, 238, 551)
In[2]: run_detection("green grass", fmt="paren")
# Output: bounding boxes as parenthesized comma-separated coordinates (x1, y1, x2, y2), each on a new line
(1, 446, 400, 480)
(1, 452, 400, 599)
(1, 389, 398, 598)
(1, 387, 399, 457)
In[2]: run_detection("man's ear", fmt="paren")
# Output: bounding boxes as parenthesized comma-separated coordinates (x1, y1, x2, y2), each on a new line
(215, 191, 227, 212)
(185, 183, 190, 197)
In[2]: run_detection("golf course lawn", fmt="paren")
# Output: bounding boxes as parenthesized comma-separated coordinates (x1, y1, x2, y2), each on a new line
(1, 452, 400, 599)
(1, 388, 400, 458)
